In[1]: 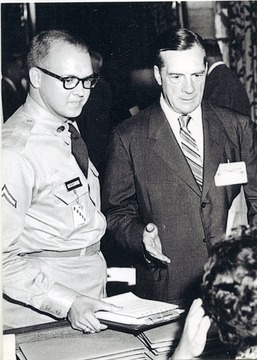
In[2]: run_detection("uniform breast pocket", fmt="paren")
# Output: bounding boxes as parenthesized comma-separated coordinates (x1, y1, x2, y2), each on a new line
(52, 181, 88, 206)
(51, 181, 89, 229)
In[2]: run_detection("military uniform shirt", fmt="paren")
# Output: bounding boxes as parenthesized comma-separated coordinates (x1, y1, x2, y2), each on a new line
(2, 95, 107, 320)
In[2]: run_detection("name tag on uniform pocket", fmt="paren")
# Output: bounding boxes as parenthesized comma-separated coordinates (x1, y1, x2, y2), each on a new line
(72, 204, 87, 227)
(214, 161, 247, 186)
(65, 177, 82, 191)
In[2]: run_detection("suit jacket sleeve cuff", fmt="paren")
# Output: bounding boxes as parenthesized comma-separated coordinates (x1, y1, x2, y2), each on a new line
(141, 241, 158, 268)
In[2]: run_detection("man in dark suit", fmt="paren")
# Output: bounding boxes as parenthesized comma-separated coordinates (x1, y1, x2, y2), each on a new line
(2, 55, 28, 122)
(203, 39, 251, 118)
(102, 28, 257, 305)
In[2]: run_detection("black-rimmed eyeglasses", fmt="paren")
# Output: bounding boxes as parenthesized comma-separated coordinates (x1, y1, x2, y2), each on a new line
(36, 66, 100, 90)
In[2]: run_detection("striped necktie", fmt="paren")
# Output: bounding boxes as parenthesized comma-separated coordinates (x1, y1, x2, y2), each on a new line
(178, 115, 203, 190)
(69, 123, 89, 178)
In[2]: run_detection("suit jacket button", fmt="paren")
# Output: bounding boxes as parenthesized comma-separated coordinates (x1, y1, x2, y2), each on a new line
(203, 238, 206, 242)
(201, 202, 206, 208)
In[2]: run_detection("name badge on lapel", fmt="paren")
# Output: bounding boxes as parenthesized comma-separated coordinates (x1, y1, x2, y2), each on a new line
(65, 177, 82, 191)
(214, 161, 247, 186)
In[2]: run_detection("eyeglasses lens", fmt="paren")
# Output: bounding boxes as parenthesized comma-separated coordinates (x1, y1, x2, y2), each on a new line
(64, 76, 98, 90)
(83, 76, 98, 89)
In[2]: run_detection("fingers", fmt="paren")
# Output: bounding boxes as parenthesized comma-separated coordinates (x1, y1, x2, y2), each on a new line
(183, 299, 204, 333)
(149, 251, 170, 263)
(68, 296, 110, 333)
(184, 298, 211, 340)
(101, 302, 123, 313)
(83, 327, 94, 334)
(146, 223, 156, 233)
(149, 247, 171, 263)
(143, 223, 171, 263)
(82, 324, 107, 334)
(198, 315, 211, 336)
(187, 298, 203, 317)
(171, 299, 210, 360)
(70, 311, 107, 333)
(193, 316, 211, 354)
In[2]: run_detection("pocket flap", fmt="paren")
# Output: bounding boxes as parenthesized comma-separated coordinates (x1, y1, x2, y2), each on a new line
(52, 181, 87, 205)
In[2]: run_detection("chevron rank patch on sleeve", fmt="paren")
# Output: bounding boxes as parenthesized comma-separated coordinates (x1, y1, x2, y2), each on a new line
(2, 185, 17, 208)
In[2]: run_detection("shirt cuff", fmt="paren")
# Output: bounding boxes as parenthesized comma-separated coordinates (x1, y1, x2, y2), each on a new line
(40, 283, 80, 319)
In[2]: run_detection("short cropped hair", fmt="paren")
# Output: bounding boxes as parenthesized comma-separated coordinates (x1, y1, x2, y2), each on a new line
(202, 226, 257, 352)
(27, 30, 89, 69)
(153, 28, 206, 68)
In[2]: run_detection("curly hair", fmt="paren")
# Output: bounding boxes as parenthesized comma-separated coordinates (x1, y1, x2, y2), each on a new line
(202, 226, 257, 352)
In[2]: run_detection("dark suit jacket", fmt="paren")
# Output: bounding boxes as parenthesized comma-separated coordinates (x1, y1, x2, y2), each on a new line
(2, 77, 27, 122)
(102, 101, 257, 304)
(203, 64, 251, 118)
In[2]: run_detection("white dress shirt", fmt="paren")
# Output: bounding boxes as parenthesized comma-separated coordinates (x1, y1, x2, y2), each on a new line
(208, 60, 225, 75)
(160, 94, 204, 161)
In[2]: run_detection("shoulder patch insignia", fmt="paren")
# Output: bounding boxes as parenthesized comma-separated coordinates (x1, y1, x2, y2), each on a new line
(2, 185, 17, 208)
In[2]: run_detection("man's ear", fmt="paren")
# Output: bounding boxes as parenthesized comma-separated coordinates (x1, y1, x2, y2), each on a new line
(153, 65, 162, 86)
(29, 67, 42, 88)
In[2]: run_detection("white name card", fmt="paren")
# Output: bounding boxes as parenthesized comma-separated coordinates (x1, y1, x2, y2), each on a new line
(215, 161, 247, 186)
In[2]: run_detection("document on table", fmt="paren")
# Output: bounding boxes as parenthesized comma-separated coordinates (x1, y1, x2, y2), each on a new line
(137, 320, 183, 356)
(95, 292, 184, 331)
(19, 329, 146, 360)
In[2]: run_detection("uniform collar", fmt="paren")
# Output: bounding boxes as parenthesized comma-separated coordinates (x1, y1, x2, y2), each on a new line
(25, 94, 73, 144)
(25, 94, 70, 133)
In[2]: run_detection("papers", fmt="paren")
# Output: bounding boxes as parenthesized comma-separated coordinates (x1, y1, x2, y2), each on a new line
(96, 292, 184, 330)
(19, 329, 146, 360)
(137, 321, 222, 359)
(137, 321, 183, 357)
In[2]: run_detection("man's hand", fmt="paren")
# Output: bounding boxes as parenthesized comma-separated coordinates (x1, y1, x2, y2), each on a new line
(67, 296, 122, 333)
(143, 223, 170, 264)
(170, 298, 211, 359)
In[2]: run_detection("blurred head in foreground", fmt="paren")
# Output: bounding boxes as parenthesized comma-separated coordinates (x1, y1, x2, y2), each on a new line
(202, 226, 257, 354)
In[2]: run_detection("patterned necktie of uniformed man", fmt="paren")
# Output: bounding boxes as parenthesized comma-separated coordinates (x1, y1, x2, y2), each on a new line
(178, 114, 203, 191)
(68, 122, 89, 178)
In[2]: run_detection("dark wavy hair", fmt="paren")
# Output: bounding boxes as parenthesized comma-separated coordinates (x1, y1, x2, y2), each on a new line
(202, 226, 257, 352)
(153, 28, 207, 69)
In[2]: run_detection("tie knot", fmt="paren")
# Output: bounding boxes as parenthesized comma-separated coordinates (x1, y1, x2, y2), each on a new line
(68, 123, 80, 140)
(178, 114, 191, 130)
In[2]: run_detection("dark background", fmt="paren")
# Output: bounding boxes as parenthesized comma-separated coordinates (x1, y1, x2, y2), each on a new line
(1, 2, 183, 119)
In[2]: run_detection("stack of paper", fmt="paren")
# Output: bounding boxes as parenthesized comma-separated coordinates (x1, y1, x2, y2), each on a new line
(137, 320, 183, 358)
(138, 321, 223, 359)
(19, 329, 146, 360)
(96, 292, 184, 331)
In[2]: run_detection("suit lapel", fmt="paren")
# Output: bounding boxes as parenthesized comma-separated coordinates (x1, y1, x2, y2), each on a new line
(202, 101, 227, 196)
(148, 103, 201, 195)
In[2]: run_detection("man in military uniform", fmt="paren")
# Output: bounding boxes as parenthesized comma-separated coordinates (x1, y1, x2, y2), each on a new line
(2, 30, 118, 332)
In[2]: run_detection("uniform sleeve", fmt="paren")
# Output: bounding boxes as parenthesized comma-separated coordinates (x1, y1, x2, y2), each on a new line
(102, 128, 146, 262)
(2, 149, 79, 319)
